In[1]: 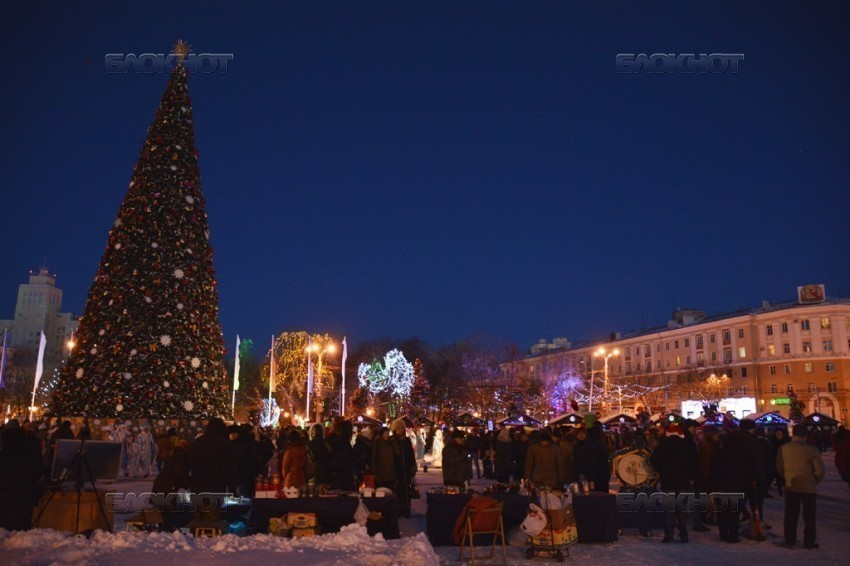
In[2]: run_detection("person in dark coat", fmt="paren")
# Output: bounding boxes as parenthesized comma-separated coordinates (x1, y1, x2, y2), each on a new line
(372, 427, 396, 490)
(710, 431, 754, 543)
(559, 428, 577, 485)
(326, 418, 356, 491)
(188, 417, 237, 519)
(524, 433, 562, 489)
(734, 420, 765, 522)
(390, 418, 416, 518)
(256, 430, 275, 478)
(0, 423, 43, 530)
(352, 426, 375, 486)
(756, 428, 776, 498)
(573, 426, 610, 492)
(465, 428, 482, 480)
(651, 424, 698, 542)
(307, 423, 332, 486)
(494, 427, 515, 483)
(229, 424, 259, 498)
(835, 427, 850, 487)
(442, 430, 471, 486)
(152, 438, 191, 530)
(770, 428, 790, 495)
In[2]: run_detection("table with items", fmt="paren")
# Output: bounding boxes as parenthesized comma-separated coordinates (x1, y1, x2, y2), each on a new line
(248, 494, 400, 539)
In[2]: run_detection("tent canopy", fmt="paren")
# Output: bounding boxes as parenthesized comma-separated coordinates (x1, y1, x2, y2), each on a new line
(550, 412, 584, 426)
(805, 412, 839, 427)
(497, 414, 542, 428)
(400, 414, 434, 426)
(352, 414, 382, 427)
(453, 413, 485, 427)
(599, 413, 638, 425)
(743, 411, 790, 426)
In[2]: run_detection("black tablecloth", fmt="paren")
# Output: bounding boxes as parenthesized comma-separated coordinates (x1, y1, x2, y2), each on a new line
(571, 492, 618, 543)
(425, 492, 531, 547)
(249, 496, 400, 539)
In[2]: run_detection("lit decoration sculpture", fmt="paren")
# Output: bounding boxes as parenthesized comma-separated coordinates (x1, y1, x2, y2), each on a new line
(357, 348, 414, 398)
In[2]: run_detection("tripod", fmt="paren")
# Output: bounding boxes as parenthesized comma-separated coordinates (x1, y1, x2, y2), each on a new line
(32, 439, 113, 534)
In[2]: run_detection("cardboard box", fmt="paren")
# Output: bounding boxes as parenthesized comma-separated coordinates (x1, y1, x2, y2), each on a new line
(531, 525, 578, 546)
(32, 491, 113, 533)
(286, 513, 317, 529)
(291, 527, 319, 538)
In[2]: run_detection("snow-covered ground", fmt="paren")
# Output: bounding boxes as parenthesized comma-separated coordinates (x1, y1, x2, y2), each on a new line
(1, 453, 846, 565)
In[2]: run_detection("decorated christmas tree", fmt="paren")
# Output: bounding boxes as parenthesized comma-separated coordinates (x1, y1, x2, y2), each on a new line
(52, 42, 229, 419)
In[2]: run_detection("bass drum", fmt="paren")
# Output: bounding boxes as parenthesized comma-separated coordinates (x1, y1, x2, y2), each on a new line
(612, 448, 658, 488)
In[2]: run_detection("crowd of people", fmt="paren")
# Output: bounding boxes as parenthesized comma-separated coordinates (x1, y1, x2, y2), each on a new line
(0, 411, 848, 550)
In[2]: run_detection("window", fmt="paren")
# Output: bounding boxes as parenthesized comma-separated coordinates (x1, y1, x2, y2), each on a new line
(802, 341, 812, 353)
(740, 367, 747, 378)
(786, 383, 793, 392)
(823, 340, 833, 351)
(644, 346, 651, 358)
(768, 344, 775, 356)
(784, 364, 792, 375)
(821, 317, 831, 330)
(738, 329, 745, 339)
(770, 384, 778, 393)
(825, 362, 835, 372)
(697, 351, 705, 364)
(783, 343, 791, 354)
(674, 340, 679, 349)
(710, 334, 716, 344)
(696, 335, 704, 349)
(738, 346, 746, 358)
(626, 362, 632, 372)
(723, 348, 733, 363)
(807, 382, 815, 393)
(684, 338, 690, 348)
(676, 356, 681, 367)
(741, 385, 747, 395)
(644, 361, 651, 371)
(801, 320, 810, 331)
(804, 362, 813, 373)
(769, 365, 777, 375)
(722, 330, 731, 344)
(766, 324, 774, 336)
(711, 352, 717, 362)
(686, 355, 691, 365)
(828, 382, 838, 393)
(657, 360, 662, 369)
(656, 343, 660, 352)
(635, 346, 640, 357)
(781, 322, 789, 333)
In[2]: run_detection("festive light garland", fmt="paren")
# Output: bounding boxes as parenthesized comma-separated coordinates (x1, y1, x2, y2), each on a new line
(357, 348, 414, 398)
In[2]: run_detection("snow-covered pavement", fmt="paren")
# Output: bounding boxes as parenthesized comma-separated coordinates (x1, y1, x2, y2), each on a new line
(1, 453, 846, 565)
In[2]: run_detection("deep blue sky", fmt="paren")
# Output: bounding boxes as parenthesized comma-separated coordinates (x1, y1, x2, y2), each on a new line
(2, 2, 849, 352)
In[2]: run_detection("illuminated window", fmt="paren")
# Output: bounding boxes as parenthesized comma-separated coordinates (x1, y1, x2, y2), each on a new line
(820, 317, 830, 330)
(768, 344, 775, 356)
(804, 363, 813, 373)
(676, 356, 681, 367)
(738, 347, 746, 358)
(802, 341, 812, 353)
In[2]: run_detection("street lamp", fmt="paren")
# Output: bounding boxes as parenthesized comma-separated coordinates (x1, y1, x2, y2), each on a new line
(594, 347, 620, 412)
(306, 338, 335, 423)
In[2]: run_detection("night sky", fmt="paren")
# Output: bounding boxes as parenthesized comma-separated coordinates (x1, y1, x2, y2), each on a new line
(2, 2, 849, 353)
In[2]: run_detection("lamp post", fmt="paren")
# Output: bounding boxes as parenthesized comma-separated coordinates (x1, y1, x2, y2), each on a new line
(306, 338, 335, 423)
(594, 347, 620, 413)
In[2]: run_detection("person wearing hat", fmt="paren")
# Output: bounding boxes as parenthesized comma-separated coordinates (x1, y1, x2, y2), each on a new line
(442, 430, 471, 487)
(651, 423, 697, 543)
(389, 418, 416, 518)
(524, 432, 561, 489)
(776, 424, 825, 549)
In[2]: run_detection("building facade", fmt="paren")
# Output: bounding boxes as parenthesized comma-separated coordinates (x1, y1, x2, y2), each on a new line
(503, 290, 850, 424)
(0, 266, 79, 364)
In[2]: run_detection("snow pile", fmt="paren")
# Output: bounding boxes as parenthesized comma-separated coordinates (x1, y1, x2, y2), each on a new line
(0, 524, 440, 565)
